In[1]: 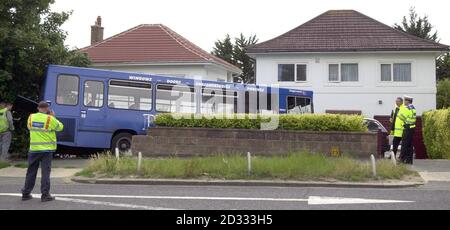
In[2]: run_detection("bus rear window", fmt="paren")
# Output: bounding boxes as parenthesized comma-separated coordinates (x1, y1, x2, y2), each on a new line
(108, 80, 152, 111)
(56, 75, 79, 106)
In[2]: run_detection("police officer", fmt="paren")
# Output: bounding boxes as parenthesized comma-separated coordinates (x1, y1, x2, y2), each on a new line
(21, 101, 64, 202)
(390, 97, 406, 159)
(0, 102, 15, 161)
(398, 96, 416, 164)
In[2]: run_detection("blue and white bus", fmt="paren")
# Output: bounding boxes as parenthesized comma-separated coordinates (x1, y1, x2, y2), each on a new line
(34, 65, 313, 152)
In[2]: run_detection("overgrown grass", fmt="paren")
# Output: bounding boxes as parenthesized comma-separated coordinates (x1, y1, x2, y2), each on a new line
(0, 161, 11, 169)
(78, 152, 417, 182)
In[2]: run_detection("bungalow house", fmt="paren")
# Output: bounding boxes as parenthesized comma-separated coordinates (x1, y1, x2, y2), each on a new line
(247, 10, 449, 118)
(81, 17, 241, 82)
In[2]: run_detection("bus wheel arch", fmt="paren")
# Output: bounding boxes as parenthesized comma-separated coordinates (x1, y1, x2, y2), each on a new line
(111, 130, 137, 153)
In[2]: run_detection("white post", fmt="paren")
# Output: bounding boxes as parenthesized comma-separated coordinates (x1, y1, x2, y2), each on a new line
(390, 152, 397, 165)
(371, 154, 377, 177)
(247, 152, 252, 176)
(115, 148, 120, 160)
(137, 152, 142, 174)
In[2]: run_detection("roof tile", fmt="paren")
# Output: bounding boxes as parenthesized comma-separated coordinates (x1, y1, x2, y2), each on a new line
(81, 24, 241, 73)
(247, 10, 449, 53)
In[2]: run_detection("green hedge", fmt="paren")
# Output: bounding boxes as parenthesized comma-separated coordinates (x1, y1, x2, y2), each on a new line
(155, 113, 367, 132)
(422, 109, 450, 159)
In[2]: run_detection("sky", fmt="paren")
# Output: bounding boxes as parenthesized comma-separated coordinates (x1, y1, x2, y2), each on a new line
(51, 0, 450, 52)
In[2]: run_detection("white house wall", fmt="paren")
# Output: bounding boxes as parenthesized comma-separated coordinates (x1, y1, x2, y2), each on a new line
(93, 64, 229, 82)
(254, 52, 437, 117)
(205, 66, 229, 82)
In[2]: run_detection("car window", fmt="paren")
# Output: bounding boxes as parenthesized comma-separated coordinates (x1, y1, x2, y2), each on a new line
(366, 121, 380, 132)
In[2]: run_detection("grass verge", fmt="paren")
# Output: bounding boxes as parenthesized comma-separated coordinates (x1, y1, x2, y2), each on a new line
(13, 162, 28, 168)
(77, 152, 418, 182)
(0, 161, 11, 169)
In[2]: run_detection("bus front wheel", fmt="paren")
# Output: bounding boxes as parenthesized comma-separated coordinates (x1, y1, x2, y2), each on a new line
(111, 133, 133, 153)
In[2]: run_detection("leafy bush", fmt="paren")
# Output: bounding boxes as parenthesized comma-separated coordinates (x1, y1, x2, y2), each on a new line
(278, 114, 367, 132)
(422, 109, 450, 159)
(437, 79, 450, 109)
(155, 113, 367, 132)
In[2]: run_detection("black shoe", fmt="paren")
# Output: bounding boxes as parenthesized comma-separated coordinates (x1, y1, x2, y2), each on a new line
(22, 194, 33, 201)
(41, 195, 55, 202)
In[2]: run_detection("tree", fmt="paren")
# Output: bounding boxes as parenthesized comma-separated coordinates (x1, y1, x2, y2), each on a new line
(395, 7, 450, 81)
(212, 33, 258, 83)
(233, 34, 258, 84)
(394, 7, 438, 42)
(437, 53, 450, 81)
(437, 79, 450, 109)
(211, 34, 235, 66)
(0, 0, 91, 155)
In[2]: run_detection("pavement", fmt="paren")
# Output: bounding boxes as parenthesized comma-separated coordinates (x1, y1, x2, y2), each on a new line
(412, 160, 450, 182)
(0, 167, 81, 178)
(0, 158, 86, 178)
(0, 159, 449, 210)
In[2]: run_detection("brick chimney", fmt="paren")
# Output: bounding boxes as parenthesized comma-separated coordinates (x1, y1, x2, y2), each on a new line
(90, 16, 104, 45)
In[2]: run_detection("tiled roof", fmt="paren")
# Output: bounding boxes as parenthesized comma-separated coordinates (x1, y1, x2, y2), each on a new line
(81, 24, 241, 73)
(247, 10, 449, 53)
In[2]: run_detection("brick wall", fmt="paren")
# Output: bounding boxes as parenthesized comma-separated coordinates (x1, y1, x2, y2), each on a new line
(132, 127, 378, 159)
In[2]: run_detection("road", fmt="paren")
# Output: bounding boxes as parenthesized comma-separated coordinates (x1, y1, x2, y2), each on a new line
(1, 159, 449, 210)
(0, 177, 450, 210)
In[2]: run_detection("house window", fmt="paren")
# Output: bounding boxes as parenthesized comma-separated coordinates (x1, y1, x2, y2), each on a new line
(341, 64, 358, 81)
(393, 63, 411, 82)
(296, 64, 307, 81)
(381, 64, 392, 81)
(278, 64, 307, 82)
(328, 63, 358, 82)
(329, 64, 339, 82)
(380, 63, 412, 82)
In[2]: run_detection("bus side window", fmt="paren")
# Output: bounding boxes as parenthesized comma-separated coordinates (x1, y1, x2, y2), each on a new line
(56, 75, 79, 106)
(257, 92, 272, 113)
(201, 88, 236, 115)
(156, 84, 195, 113)
(108, 80, 152, 111)
(83, 81, 104, 108)
(287, 97, 296, 111)
(287, 96, 312, 114)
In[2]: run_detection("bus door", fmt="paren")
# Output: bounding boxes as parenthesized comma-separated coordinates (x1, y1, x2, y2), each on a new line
(79, 79, 106, 129)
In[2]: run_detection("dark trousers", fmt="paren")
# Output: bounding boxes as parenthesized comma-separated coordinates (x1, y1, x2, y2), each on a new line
(392, 136, 402, 156)
(400, 128, 415, 164)
(22, 152, 53, 196)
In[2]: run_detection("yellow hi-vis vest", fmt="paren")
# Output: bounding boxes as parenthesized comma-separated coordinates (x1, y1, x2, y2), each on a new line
(398, 104, 417, 129)
(0, 108, 8, 133)
(27, 113, 64, 153)
(393, 104, 407, 137)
